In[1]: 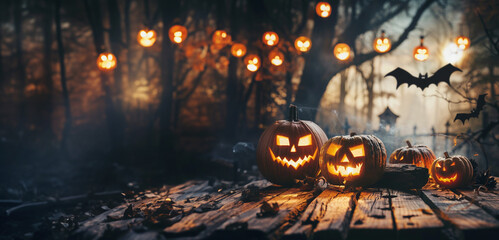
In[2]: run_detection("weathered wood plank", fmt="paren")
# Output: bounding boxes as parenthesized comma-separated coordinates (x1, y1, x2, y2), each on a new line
(282, 189, 355, 240)
(349, 190, 395, 239)
(454, 189, 499, 219)
(389, 190, 443, 239)
(421, 189, 499, 238)
(373, 164, 429, 189)
(212, 188, 315, 239)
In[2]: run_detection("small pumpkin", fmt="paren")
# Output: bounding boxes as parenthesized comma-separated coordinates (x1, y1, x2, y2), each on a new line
(389, 140, 436, 171)
(257, 105, 328, 186)
(430, 152, 473, 188)
(319, 133, 386, 187)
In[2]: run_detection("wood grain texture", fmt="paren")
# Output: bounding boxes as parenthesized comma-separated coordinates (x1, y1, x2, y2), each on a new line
(454, 189, 499, 219)
(349, 190, 395, 239)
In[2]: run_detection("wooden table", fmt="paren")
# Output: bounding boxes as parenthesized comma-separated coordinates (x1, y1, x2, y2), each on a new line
(74, 179, 499, 240)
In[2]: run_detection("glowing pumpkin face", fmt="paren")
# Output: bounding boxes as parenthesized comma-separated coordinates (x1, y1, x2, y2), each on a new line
(257, 105, 328, 186)
(455, 36, 470, 50)
(315, 2, 331, 18)
(244, 54, 261, 72)
(430, 152, 473, 188)
(334, 43, 350, 61)
(263, 32, 279, 46)
(97, 52, 117, 71)
(294, 36, 311, 53)
(373, 31, 391, 53)
(319, 133, 386, 186)
(137, 29, 157, 47)
(413, 36, 429, 61)
(231, 43, 247, 58)
(269, 50, 284, 66)
(168, 25, 188, 44)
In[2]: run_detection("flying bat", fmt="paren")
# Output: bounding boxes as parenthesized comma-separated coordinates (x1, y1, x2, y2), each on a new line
(385, 64, 461, 91)
(454, 94, 487, 124)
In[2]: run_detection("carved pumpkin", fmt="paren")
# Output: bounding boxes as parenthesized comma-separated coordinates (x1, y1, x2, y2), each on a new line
(262, 32, 279, 46)
(137, 29, 157, 47)
(257, 105, 328, 186)
(168, 25, 188, 44)
(389, 140, 436, 171)
(315, 2, 331, 18)
(334, 43, 350, 61)
(244, 54, 261, 72)
(231, 43, 247, 58)
(294, 36, 311, 53)
(319, 133, 386, 186)
(430, 152, 473, 188)
(269, 49, 284, 66)
(373, 30, 391, 53)
(96, 52, 117, 71)
(455, 35, 470, 50)
(413, 36, 429, 61)
(212, 30, 231, 49)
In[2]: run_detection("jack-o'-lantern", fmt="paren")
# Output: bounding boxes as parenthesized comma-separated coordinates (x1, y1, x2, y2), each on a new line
(389, 140, 435, 171)
(244, 54, 261, 72)
(373, 30, 391, 53)
(315, 2, 331, 18)
(262, 31, 279, 46)
(137, 29, 157, 47)
(231, 43, 247, 58)
(413, 36, 429, 61)
(294, 36, 311, 53)
(319, 133, 386, 186)
(97, 52, 117, 71)
(334, 43, 351, 61)
(212, 30, 231, 49)
(168, 25, 188, 44)
(257, 105, 328, 186)
(455, 35, 470, 50)
(430, 152, 473, 188)
(269, 49, 284, 66)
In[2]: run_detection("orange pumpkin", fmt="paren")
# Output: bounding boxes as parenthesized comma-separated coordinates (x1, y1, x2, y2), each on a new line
(96, 52, 117, 71)
(137, 29, 157, 47)
(373, 30, 391, 53)
(315, 2, 332, 18)
(334, 43, 350, 61)
(455, 35, 470, 50)
(168, 25, 188, 44)
(294, 36, 312, 53)
(430, 152, 473, 188)
(262, 31, 279, 46)
(231, 43, 247, 58)
(389, 140, 436, 171)
(413, 36, 429, 61)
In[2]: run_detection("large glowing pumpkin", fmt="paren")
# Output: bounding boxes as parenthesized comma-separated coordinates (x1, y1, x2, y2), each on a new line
(315, 2, 332, 18)
(430, 152, 473, 188)
(262, 31, 279, 46)
(244, 54, 261, 72)
(455, 35, 470, 50)
(389, 140, 436, 171)
(97, 52, 117, 71)
(413, 36, 429, 61)
(257, 105, 328, 186)
(137, 29, 157, 47)
(168, 25, 188, 44)
(269, 49, 284, 66)
(334, 43, 351, 61)
(373, 30, 391, 53)
(231, 43, 247, 58)
(319, 133, 386, 187)
(294, 36, 311, 53)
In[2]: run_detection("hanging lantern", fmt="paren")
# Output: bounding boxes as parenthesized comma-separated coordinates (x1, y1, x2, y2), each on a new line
(455, 35, 470, 50)
(413, 36, 429, 61)
(231, 43, 247, 58)
(96, 52, 117, 71)
(315, 2, 332, 18)
(334, 43, 351, 61)
(212, 30, 232, 48)
(269, 50, 284, 66)
(137, 29, 157, 47)
(168, 25, 188, 44)
(244, 54, 261, 72)
(294, 36, 312, 53)
(262, 31, 279, 46)
(373, 30, 391, 53)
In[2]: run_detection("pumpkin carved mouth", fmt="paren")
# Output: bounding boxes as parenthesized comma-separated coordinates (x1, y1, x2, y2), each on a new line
(269, 148, 317, 170)
(327, 162, 363, 177)
(435, 173, 457, 183)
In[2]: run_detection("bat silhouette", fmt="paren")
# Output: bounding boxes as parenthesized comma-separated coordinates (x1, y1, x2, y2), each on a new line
(454, 94, 487, 124)
(385, 64, 461, 90)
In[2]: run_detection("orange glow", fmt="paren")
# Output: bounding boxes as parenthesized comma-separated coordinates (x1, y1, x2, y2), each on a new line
(231, 43, 247, 58)
(168, 25, 188, 44)
(269, 50, 284, 66)
(294, 36, 312, 53)
(373, 31, 391, 53)
(212, 30, 232, 48)
(315, 2, 332, 18)
(262, 32, 279, 46)
(269, 147, 318, 170)
(334, 43, 351, 61)
(455, 36, 470, 50)
(327, 162, 363, 177)
(413, 36, 429, 61)
(349, 145, 365, 157)
(96, 52, 117, 71)
(244, 54, 261, 72)
(327, 144, 341, 156)
(276, 135, 290, 146)
(137, 29, 157, 47)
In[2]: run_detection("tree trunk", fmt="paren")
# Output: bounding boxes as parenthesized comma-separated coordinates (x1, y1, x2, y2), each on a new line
(124, 0, 132, 85)
(0, 1, 4, 91)
(40, 0, 54, 138)
(338, 69, 348, 121)
(14, 0, 27, 134)
(54, 0, 71, 150)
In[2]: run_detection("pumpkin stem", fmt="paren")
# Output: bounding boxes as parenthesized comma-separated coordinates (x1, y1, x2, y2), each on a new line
(350, 132, 356, 137)
(444, 152, 450, 158)
(289, 104, 298, 121)
(406, 140, 413, 148)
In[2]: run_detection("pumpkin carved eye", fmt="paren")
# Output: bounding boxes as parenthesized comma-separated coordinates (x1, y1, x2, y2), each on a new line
(436, 162, 442, 168)
(349, 145, 365, 157)
(327, 144, 341, 156)
(276, 135, 290, 146)
(298, 134, 312, 146)
(450, 162, 456, 166)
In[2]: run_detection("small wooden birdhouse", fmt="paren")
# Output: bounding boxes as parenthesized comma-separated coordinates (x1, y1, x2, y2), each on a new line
(378, 107, 399, 132)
